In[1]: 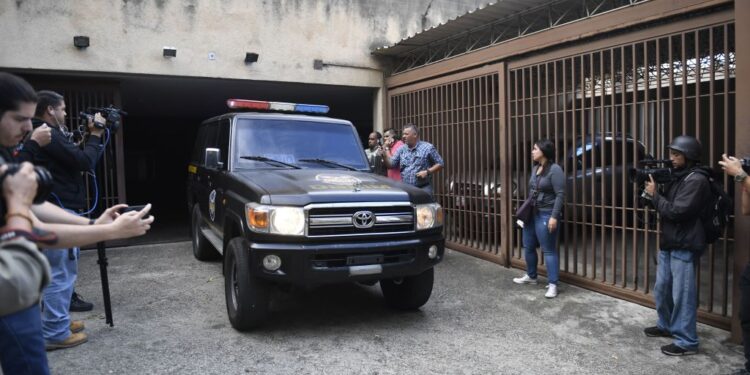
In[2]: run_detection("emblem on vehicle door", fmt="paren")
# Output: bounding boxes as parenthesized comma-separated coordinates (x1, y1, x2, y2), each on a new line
(209, 190, 217, 222)
(352, 211, 375, 229)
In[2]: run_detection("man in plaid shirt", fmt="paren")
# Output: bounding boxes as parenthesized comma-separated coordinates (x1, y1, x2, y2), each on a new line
(380, 124, 444, 196)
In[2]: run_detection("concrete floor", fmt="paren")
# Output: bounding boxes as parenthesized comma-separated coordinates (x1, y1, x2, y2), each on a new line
(47, 241, 745, 374)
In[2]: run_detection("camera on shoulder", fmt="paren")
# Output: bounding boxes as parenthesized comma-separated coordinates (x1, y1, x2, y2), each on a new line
(629, 159, 674, 185)
(79, 105, 127, 133)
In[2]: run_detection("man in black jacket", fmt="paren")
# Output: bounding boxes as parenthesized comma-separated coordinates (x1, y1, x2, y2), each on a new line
(641, 135, 710, 356)
(28, 90, 105, 350)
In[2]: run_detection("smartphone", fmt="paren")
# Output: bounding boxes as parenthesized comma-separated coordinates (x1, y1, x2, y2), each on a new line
(118, 205, 147, 214)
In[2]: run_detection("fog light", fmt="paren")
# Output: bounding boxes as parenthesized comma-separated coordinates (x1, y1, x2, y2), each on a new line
(262, 255, 282, 271)
(428, 245, 438, 259)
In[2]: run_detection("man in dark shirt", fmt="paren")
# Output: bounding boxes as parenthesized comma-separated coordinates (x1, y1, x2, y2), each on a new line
(641, 135, 710, 356)
(27, 90, 105, 350)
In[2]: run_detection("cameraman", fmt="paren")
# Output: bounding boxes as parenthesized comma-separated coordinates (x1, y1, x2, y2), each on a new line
(23, 90, 108, 350)
(719, 154, 750, 374)
(641, 135, 710, 356)
(0, 72, 51, 374)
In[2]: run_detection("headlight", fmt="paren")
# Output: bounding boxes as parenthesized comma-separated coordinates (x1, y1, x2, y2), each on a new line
(246, 203, 305, 236)
(416, 203, 443, 230)
(270, 207, 305, 235)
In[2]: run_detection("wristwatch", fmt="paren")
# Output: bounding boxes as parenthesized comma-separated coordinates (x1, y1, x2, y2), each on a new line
(735, 171, 748, 183)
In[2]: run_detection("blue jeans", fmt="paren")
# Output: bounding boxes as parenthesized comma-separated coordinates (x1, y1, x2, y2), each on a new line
(41, 248, 79, 343)
(654, 249, 698, 350)
(0, 304, 50, 375)
(521, 210, 560, 285)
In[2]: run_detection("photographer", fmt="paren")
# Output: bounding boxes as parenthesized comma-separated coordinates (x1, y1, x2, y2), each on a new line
(24, 90, 108, 350)
(641, 135, 710, 356)
(719, 154, 750, 374)
(0, 72, 50, 374)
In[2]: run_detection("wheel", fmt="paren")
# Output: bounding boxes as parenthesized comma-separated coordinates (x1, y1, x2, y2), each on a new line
(380, 267, 434, 310)
(192, 204, 219, 261)
(225, 237, 269, 331)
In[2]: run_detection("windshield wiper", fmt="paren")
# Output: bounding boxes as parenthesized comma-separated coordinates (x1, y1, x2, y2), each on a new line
(298, 158, 358, 171)
(240, 156, 300, 169)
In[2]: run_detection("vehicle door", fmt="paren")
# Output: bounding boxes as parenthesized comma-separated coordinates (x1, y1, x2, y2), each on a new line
(194, 121, 220, 234)
(206, 118, 231, 235)
(189, 123, 211, 218)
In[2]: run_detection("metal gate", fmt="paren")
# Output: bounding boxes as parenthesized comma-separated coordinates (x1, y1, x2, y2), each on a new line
(389, 64, 506, 264)
(388, 14, 736, 328)
(508, 20, 736, 328)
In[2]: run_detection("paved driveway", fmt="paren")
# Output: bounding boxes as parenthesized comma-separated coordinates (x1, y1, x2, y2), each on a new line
(48, 242, 745, 374)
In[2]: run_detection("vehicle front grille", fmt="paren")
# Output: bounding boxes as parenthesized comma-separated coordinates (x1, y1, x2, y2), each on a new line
(307, 204, 414, 237)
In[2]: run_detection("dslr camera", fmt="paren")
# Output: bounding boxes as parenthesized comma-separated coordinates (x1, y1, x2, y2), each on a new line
(79, 105, 127, 133)
(0, 155, 54, 220)
(629, 159, 674, 185)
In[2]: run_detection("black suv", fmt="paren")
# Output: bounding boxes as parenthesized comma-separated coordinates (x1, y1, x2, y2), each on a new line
(186, 100, 444, 330)
(564, 134, 649, 225)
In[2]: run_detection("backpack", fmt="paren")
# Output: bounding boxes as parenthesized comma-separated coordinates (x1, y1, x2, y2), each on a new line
(692, 168, 732, 244)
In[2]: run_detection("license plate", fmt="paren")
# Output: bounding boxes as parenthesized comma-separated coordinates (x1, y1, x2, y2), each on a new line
(346, 254, 384, 266)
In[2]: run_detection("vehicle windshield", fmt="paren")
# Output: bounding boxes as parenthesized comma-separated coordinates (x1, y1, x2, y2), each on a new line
(233, 118, 369, 170)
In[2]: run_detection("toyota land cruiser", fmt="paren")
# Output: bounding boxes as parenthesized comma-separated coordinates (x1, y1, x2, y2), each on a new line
(186, 99, 444, 331)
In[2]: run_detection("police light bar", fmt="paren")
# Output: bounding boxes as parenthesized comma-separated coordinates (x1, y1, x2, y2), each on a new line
(226, 99, 329, 114)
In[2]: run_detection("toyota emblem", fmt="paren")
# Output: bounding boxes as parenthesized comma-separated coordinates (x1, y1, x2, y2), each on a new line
(352, 211, 375, 229)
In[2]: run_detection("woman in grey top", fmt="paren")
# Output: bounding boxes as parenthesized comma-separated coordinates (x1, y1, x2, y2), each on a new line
(513, 139, 565, 298)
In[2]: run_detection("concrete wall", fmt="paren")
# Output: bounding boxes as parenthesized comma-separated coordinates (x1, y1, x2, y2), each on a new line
(0, 0, 486, 88)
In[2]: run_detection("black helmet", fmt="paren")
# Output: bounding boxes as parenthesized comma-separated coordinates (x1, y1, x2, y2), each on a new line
(667, 135, 701, 161)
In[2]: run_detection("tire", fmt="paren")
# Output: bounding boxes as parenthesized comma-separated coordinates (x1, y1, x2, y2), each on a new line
(192, 204, 220, 261)
(380, 267, 434, 310)
(225, 237, 269, 331)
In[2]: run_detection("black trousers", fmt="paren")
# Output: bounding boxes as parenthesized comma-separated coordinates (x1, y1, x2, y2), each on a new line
(740, 263, 750, 371)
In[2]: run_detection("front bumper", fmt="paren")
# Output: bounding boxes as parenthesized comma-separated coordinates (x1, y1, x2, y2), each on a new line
(245, 234, 444, 286)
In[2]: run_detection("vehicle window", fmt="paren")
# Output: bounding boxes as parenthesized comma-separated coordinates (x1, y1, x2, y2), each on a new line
(191, 125, 209, 165)
(217, 118, 230, 166)
(232, 119, 368, 170)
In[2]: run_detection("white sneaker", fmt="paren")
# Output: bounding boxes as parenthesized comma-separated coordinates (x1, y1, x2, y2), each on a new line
(513, 274, 538, 285)
(545, 284, 558, 298)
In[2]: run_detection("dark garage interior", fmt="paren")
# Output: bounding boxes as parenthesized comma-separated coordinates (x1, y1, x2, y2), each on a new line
(15, 71, 376, 246)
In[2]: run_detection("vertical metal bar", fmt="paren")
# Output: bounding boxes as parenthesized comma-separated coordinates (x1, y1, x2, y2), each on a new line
(631, 42, 638, 291)
(682, 32, 688, 135)
(706, 26, 716, 313)
(570, 57, 585, 275)
(586, 52, 602, 280)
(621, 44, 627, 289)
(578, 55, 589, 277)
(599, 50, 606, 283)
(562, 58, 569, 274)
(611, 47, 618, 286)
(721, 22, 732, 318)
(642, 40, 650, 293)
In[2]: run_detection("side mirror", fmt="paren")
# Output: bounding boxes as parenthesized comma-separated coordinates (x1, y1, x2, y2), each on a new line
(205, 148, 224, 169)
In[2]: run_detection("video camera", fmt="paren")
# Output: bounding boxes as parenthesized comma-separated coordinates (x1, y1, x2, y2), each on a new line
(79, 105, 127, 133)
(0, 155, 54, 222)
(629, 159, 674, 185)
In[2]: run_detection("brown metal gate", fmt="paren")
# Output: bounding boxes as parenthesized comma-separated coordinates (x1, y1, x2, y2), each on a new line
(388, 64, 508, 264)
(508, 19, 736, 328)
(387, 12, 736, 328)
